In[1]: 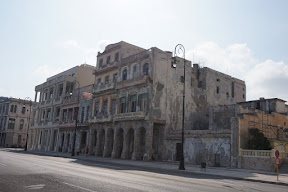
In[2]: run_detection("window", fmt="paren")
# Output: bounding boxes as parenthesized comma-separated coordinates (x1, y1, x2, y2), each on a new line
(73, 107, 78, 120)
(198, 81, 202, 88)
(94, 102, 100, 116)
(97, 78, 101, 85)
(113, 73, 118, 83)
(180, 76, 184, 83)
(106, 56, 111, 64)
(62, 109, 67, 122)
(8, 118, 15, 129)
(41, 110, 46, 120)
(68, 108, 73, 121)
(103, 101, 108, 115)
(10, 105, 14, 112)
(122, 69, 127, 81)
(22, 106, 26, 114)
(243, 94, 245, 99)
(119, 97, 126, 113)
(284, 122, 286, 126)
(19, 119, 24, 129)
(143, 63, 149, 75)
(85, 106, 90, 121)
(81, 107, 85, 123)
(115, 52, 119, 62)
(138, 93, 148, 112)
(216, 86, 220, 94)
(226, 92, 229, 98)
(105, 76, 109, 84)
(216, 78, 220, 82)
(99, 59, 103, 66)
(129, 95, 137, 112)
(56, 108, 60, 121)
(111, 99, 116, 115)
(133, 65, 137, 78)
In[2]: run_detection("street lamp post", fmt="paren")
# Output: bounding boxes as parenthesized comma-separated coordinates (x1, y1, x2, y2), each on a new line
(24, 97, 32, 151)
(172, 44, 186, 170)
(71, 80, 80, 156)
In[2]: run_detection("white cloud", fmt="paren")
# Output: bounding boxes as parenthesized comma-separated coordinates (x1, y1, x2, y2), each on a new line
(187, 42, 288, 102)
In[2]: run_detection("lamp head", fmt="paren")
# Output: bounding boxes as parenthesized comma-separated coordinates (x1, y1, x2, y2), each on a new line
(171, 57, 177, 68)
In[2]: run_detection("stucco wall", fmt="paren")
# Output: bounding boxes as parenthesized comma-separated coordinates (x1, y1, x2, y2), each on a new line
(240, 156, 275, 171)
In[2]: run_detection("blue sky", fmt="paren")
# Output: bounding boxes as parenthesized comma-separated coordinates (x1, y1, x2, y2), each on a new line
(1, 0, 288, 102)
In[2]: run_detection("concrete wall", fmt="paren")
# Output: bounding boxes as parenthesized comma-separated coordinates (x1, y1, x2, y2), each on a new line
(240, 156, 275, 172)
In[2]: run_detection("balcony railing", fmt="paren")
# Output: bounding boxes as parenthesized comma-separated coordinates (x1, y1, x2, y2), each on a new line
(116, 75, 148, 89)
(93, 83, 116, 93)
(121, 49, 151, 65)
(62, 96, 79, 104)
(114, 111, 146, 121)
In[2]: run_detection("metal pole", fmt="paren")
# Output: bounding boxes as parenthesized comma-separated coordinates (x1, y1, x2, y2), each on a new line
(173, 44, 186, 170)
(179, 58, 186, 170)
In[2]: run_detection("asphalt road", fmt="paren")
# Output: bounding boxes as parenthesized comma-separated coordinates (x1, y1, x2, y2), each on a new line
(0, 149, 287, 192)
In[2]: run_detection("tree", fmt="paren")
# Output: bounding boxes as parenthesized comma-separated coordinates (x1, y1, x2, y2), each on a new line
(247, 128, 272, 150)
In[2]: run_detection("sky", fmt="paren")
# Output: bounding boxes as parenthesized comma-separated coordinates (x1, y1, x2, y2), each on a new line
(0, 0, 288, 102)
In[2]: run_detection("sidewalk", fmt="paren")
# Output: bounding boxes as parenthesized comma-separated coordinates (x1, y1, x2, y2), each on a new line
(22, 149, 288, 186)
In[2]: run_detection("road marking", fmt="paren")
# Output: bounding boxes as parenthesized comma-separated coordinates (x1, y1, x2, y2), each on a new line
(0, 163, 7, 166)
(25, 184, 45, 190)
(63, 182, 97, 192)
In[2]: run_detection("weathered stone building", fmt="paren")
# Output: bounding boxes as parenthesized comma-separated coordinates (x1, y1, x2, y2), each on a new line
(88, 41, 246, 162)
(30, 64, 95, 152)
(193, 98, 288, 169)
(0, 97, 33, 147)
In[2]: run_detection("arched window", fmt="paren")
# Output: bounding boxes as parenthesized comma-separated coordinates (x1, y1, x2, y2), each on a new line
(143, 63, 149, 75)
(122, 69, 127, 80)
(133, 65, 137, 78)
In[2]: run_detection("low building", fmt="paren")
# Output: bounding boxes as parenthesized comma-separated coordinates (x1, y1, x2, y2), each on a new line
(187, 98, 288, 170)
(0, 97, 33, 148)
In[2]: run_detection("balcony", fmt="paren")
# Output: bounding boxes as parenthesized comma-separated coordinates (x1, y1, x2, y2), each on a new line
(114, 111, 146, 121)
(93, 83, 115, 94)
(54, 97, 63, 105)
(116, 75, 148, 90)
(62, 95, 79, 105)
(90, 113, 112, 123)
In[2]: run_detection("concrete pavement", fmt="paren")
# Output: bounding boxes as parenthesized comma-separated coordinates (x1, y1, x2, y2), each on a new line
(7, 148, 288, 186)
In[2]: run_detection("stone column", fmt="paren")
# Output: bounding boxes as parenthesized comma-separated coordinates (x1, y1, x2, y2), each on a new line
(103, 129, 110, 157)
(132, 129, 140, 160)
(143, 127, 153, 161)
(121, 130, 129, 159)
(111, 128, 118, 158)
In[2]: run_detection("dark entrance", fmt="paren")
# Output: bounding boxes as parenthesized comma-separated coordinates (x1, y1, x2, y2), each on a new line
(176, 143, 182, 161)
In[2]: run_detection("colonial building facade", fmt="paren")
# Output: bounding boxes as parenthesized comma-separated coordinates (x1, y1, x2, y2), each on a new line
(88, 41, 246, 162)
(30, 64, 95, 152)
(0, 97, 33, 147)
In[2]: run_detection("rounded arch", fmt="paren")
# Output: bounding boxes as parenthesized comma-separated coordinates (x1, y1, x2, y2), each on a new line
(120, 66, 129, 81)
(130, 63, 139, 78)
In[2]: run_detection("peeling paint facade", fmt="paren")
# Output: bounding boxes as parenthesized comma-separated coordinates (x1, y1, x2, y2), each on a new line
(87, 41, 246, 163)
(0, 97, 33, 148)
(30, 64, 95, 152)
